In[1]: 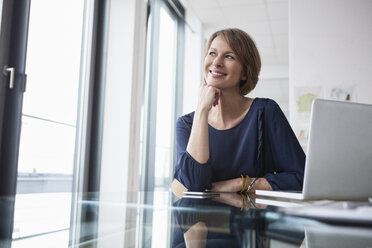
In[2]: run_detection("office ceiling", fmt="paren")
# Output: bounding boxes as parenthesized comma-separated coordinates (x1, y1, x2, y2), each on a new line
(180, 0, 289, 66)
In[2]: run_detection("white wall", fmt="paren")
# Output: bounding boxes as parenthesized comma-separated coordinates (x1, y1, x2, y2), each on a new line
(249, 65, 289, 118)
(98, 0, 147, 247)
(249, 78, 289, 118)
(289, 0, 372, 150)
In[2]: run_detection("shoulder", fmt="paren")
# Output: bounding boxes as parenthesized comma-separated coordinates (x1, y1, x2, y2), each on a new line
(176, 111, 195, 129)
(253, 98, 287, 125)
(253, 97, 280, 112)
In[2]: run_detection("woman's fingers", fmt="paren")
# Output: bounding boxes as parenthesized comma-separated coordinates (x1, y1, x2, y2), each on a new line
(198, 83, 220, 111)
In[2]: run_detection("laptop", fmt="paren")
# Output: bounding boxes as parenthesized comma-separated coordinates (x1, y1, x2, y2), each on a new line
(304, 225, 372, 248)
(256, 98, 372, 201)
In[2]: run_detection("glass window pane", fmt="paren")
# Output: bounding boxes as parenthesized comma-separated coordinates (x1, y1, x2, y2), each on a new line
(18, 116, 75, 175)
(12, 193, 71, 240)
(22, 0, 83, 125)
(14, 0, 85, 244)
(154, 6, 177, 186)
(151, 6, 177, 247)
(18, 0, 83, 183)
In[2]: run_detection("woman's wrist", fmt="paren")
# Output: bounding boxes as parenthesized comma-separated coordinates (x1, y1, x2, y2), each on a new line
(237, 177, 272, 192)
(195, 105, 211, 116)
(210, 177, 243, 192)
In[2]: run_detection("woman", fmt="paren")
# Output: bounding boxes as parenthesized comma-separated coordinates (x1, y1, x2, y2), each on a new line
(171, 28, 305, 195)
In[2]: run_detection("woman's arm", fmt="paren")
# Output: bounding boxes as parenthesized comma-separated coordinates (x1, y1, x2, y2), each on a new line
(171, 179, 188, 198)
(172, 176, 272, 196)
(210, 177, 272, 192)
(186, 108, 210, 163)
(186, 83, 220, 163)
(184, 222, 208, 248)
(263, 100, 306, 190)
(172, 83, 220, 193)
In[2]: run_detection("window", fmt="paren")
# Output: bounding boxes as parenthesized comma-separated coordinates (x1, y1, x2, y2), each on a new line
(139, 0, 185, 246)
(154, 5, 178, 187)
(12, 0, 85, 245)
(142, 0, 184, 191)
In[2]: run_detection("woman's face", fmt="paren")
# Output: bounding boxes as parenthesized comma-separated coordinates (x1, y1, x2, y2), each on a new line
(204, 35, 246, 91)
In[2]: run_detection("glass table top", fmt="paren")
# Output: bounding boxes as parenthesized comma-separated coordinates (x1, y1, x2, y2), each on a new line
(1, 191, 371, 247)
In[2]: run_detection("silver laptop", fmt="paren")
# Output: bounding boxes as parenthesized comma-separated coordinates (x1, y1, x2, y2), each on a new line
(304, 225, 372, 248)
(256, 98, 372, 200)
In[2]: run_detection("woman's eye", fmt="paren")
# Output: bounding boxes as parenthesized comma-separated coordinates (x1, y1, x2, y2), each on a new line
(226, 55, 234, 59)
(209, 51, 216, 56)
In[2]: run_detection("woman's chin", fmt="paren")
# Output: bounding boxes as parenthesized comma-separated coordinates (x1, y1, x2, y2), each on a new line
(206, 81, 221, 88)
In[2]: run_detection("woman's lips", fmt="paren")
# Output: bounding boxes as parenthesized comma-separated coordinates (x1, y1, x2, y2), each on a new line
(209, 70, 227, 78)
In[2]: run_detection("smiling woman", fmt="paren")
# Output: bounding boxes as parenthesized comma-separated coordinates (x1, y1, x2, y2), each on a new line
(204, 29, 261, 96)
(171, 28, 305, 197)
(204, 36, 246, 94)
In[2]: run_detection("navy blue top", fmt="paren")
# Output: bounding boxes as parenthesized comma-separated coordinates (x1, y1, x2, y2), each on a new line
(174, 98, 305, 191)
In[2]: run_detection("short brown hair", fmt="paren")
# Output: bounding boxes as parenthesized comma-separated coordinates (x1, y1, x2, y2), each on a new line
(204, 28, 261, 95)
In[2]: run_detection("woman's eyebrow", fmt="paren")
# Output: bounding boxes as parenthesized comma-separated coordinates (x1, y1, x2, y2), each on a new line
(209, 48, 235, 54)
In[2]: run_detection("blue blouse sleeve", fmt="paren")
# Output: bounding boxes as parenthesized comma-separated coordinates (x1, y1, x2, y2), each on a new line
(173, 114, 213, 191)
(263, 100, 306, 190)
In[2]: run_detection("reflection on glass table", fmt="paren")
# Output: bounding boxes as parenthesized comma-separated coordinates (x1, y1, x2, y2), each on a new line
(172, 193, 267, 248)
(1, 191, 372, 247)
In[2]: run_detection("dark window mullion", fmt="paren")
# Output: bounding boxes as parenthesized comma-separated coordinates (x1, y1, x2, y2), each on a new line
(0, 0, 31, 246)
(143, 0, 161, 193)
(69, 0, 110, 245)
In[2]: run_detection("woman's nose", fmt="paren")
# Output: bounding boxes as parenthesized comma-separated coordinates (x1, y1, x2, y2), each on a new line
(212, 56, 223, 67)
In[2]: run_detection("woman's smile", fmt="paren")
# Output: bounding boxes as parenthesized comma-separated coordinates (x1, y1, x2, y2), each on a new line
(209, 69, 227, 78)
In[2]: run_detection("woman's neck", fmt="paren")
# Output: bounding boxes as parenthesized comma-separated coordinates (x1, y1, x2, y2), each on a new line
(208, 90, 252, 130)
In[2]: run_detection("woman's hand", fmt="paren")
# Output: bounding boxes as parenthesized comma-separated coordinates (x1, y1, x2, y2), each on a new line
(197, 82, 220, 113)
(209, 177, 273, 193)
(186, 82, 218, 164)
(209, 178, 242, 192)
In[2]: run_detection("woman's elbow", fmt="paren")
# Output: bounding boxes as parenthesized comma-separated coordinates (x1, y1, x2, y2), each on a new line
(171, 179, 188, 198)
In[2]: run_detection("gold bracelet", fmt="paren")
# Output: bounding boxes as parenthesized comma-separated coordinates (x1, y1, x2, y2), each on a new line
(240, 192, 244, 210)
(240, 192, 248, 211)
(243, 176, 247, 192)
(245, 175, 251, 192)
(241, 174, 251, 192)
(240, 175, 245, 192)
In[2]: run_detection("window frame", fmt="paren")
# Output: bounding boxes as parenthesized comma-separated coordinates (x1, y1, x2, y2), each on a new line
(139, 0, 185, 246)
(141, 0, 185, 192)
